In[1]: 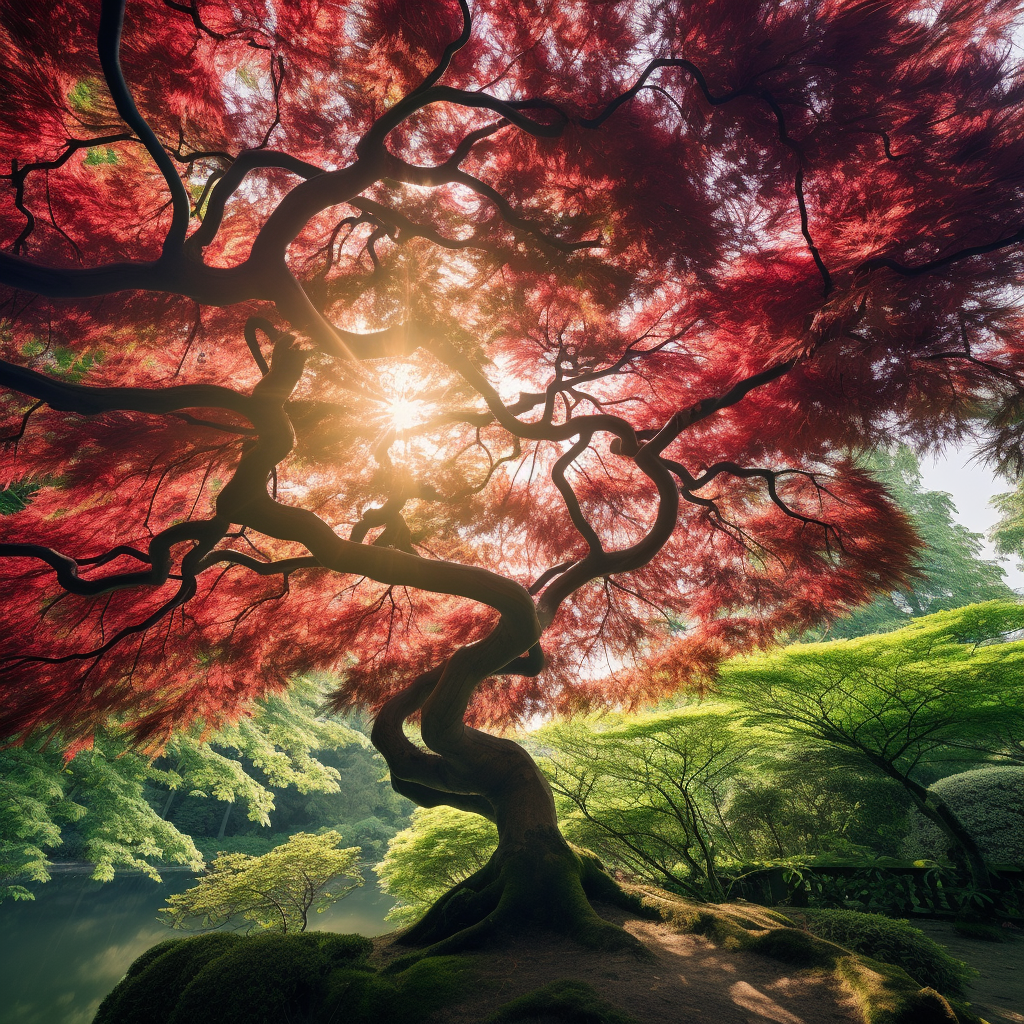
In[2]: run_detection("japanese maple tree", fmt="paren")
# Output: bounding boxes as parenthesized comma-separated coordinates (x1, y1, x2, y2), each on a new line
(2, 0, 1024, 950)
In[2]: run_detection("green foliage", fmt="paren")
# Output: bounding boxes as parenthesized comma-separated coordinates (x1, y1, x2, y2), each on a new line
(0, 744, 85, 901)
(822, 447, 1014, 640)
(725, 765, 912, 860)
(0, 676, 366, 896)
(798, 908, 976, 998)
(539, 705, 753, 899)
(486, 979, 638, 1024)
(1, 735, 202, 896)
(161, 830, 362, 933)
(375, 805, 497, 923)
(720, 603, 1024, 891)
(82, 146, 119, 165)
(191, 832, 293, 860)
(907, 766, 1024, 865)
(720, 603, 1024, 845)
(247, 731, 412, 841)
(990, 476, 1024, 573)
(157, 673, 364, 833)
(0, 481, 38, 514)
(66, 77, 101, 113)
(95, 932, 468, 1024)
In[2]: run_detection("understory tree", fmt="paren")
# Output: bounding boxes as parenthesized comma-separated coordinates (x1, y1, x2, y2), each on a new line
(2, 0, 1024, 952)
(161, 830, 363, 934)
(991, 476, 1024, 575)
(540, 706, 751, 899)
(721, 602, 1024, 891)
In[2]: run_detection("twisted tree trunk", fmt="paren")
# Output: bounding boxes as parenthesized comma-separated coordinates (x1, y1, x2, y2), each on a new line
(371, 662, 642, 955)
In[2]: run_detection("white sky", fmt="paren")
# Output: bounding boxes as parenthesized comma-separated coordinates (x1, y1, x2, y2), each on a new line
(919, 447, 1024, 593)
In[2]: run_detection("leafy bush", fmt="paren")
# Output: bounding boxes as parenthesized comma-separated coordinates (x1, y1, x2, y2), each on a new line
(191, 832, 292, 860)
(347, 815, 398, 859)
(375, 806, 497, 923)
(798, 908, 976, 998)
(162, 831, 362, 933)
(906, 766, 1024, 866)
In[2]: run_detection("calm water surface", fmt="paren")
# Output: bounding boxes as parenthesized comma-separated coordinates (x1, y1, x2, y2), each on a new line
(0, 864, 395, 1024)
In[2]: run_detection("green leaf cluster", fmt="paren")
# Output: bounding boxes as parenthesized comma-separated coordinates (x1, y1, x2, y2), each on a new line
(0, 676, 364, 899)
(991, 476, 1024, 573)
(537, 705, 753, 900)
(375, 805, 497, 923)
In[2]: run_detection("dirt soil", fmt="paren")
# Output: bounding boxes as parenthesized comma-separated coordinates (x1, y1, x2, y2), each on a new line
(912, 920, 1024, 1024)
(375, 903, 862, 1024)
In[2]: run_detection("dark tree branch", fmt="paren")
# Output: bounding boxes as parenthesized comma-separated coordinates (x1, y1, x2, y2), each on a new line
(98, 0, 191, 252)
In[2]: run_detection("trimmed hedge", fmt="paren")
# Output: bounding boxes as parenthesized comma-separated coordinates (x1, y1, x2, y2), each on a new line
(907, 767, 1024, 866)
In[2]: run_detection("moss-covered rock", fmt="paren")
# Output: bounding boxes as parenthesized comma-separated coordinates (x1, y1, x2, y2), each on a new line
(94, 933, 242, 1024)
(798, 908, 976, 996)
(486, 979, 638, 1024)
(166, 932, 369, 1024)
(93, 932, 471, 1024)
(320, 955, 473, 1023)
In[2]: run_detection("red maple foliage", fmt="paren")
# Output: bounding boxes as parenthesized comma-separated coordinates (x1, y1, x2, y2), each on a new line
(2, 0, 1023, 944)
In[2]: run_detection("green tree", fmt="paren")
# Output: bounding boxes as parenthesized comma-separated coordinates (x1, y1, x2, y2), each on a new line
(1, 744, 86, 901)
(153, 674, 364, 841)
(720, 602, 1024, 891)
(1, 735, 203, 900)
(990, 476, 1024, 575)
(823, 447, 1013, 639)
(161, 831, 362, 934)
(724, 759, 912, 861)
(538, 706, 754, 899)
(0, 676, 363, 895)
(375, 806, 498, 925)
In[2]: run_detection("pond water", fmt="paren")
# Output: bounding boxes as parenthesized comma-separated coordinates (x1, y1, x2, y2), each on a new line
(0, 864, 396, 1024)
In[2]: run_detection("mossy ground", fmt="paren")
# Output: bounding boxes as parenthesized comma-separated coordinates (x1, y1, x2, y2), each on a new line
(94, 882, 993, 1024)
(624, 885, 985, 1024)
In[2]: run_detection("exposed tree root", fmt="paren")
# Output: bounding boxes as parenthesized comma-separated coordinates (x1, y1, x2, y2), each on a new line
(391, 829, 653, 964)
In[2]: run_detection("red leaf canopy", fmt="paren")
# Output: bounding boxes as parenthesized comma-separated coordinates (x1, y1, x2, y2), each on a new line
(1, 0, 1022, 744)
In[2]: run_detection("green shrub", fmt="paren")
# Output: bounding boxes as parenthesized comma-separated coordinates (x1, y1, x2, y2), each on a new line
(191, 833, 292, 860)
(906, 767, 1024, 866)
(800, 908, 976, 997)
(93, 933, 242, 1024)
